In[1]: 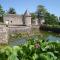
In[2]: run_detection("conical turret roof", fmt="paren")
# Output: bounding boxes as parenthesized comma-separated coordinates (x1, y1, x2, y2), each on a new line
(24, 10, 31, 16)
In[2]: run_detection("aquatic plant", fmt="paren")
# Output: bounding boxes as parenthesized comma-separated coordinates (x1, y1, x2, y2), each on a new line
(0, 38, 60, 60)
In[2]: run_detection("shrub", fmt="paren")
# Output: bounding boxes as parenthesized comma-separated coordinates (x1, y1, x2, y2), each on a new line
(0, 39, 60, 60)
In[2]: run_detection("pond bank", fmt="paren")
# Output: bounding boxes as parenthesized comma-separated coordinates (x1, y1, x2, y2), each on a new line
(40, 25, 60, 33)
(8, 29, 60, 46)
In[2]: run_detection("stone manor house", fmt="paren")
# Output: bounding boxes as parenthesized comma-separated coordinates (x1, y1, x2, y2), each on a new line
(0, 10, 45, 44)
(4, 10, 31, 26)
(3, 10, 45, 26)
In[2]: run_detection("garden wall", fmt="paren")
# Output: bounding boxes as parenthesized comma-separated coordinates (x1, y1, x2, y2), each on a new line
(8, 25, 31, 34)
(0, 24, 8, 44)
(0, 24, 40, 44)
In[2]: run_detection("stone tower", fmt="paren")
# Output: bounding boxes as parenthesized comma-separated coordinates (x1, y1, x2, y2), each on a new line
(24, 10, 31, 26)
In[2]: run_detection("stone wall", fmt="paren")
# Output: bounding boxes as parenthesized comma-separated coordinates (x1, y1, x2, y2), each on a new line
(0, 24, 32, 44)
(0, 23, 40, 44)
(3, 14, 23, 25)
(25, 16, 31, 26)
(0, 24, 8, 44)
(3, 11, 32, 26)
(8, 25, 31, 34)
(32, 18, 38, 25)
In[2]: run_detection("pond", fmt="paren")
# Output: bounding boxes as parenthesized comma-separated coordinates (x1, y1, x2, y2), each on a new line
(47, 35, 60, 42)
(9, 31, 60, 46)
(9, 37, 27, 46)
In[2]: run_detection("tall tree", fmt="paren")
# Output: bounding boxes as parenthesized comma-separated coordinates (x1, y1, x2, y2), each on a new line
(44, 13, 58, 25)
(36, 5, 47, 24)
(36, 5, 59, 25)
(8, 8, 16, 14)
(0, 5, 5, 15)
(0, 5, 5, 22)
(59, 17, 60, 21)
(37, 5, 47, 15)
(58, 17, 60, 25)
(31, 13, 36, 20)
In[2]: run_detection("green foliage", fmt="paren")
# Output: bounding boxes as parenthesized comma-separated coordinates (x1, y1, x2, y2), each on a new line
(33, 5, 59, 25)
(31, 13, 36, 20)
(0, 39, 60, 60)
(0, 5, 5, 22)
(44, 13, 58, 25)
(0, 16, 3, 22)
(37, 5, 47, 15)
(9, 32, 29, 41)
(8, 8, 16, 14)
(0, 5, 5, 15)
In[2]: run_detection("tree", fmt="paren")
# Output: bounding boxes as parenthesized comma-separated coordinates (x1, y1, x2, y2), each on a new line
(8, 8, 16, 14)
(0, 5, 5, 15)
(36, 5, 47, 15)
(31, 13, 36, 20)
(36, 5, 47, 24)
(44, 13, 58, 25)
(59, 17, 60, 22)
(0, 5, 5, 22)
(36, 5, 59, 25)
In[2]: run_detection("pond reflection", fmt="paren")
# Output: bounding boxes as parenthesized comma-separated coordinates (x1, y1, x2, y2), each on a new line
(47, 35, 60, 42)
(9, 31, 60, 46)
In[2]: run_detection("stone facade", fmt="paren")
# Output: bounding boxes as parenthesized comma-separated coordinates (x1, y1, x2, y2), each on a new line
(4, 14, 23, 25)
(0, 24, 8, 44)
(3, 10, 31, 26)
(32, 18, 38, 25)
(3, 10, 45, 26)
(8, 25, 31, 33)
(0, 10, 45, 44)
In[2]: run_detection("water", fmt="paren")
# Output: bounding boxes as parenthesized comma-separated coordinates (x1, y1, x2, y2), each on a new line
(9, 37, 27, 46)
(47, 35, 60, 42)
(9, 31, 60, 46)
(9, 35, 39, 46)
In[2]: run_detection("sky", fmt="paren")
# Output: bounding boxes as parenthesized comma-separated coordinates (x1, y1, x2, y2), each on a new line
(0, 0, 60, 16)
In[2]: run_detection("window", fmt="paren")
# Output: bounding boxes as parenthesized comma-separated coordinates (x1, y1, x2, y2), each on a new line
(5, 20, 9, 24)
(11, 21, 12, 23)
